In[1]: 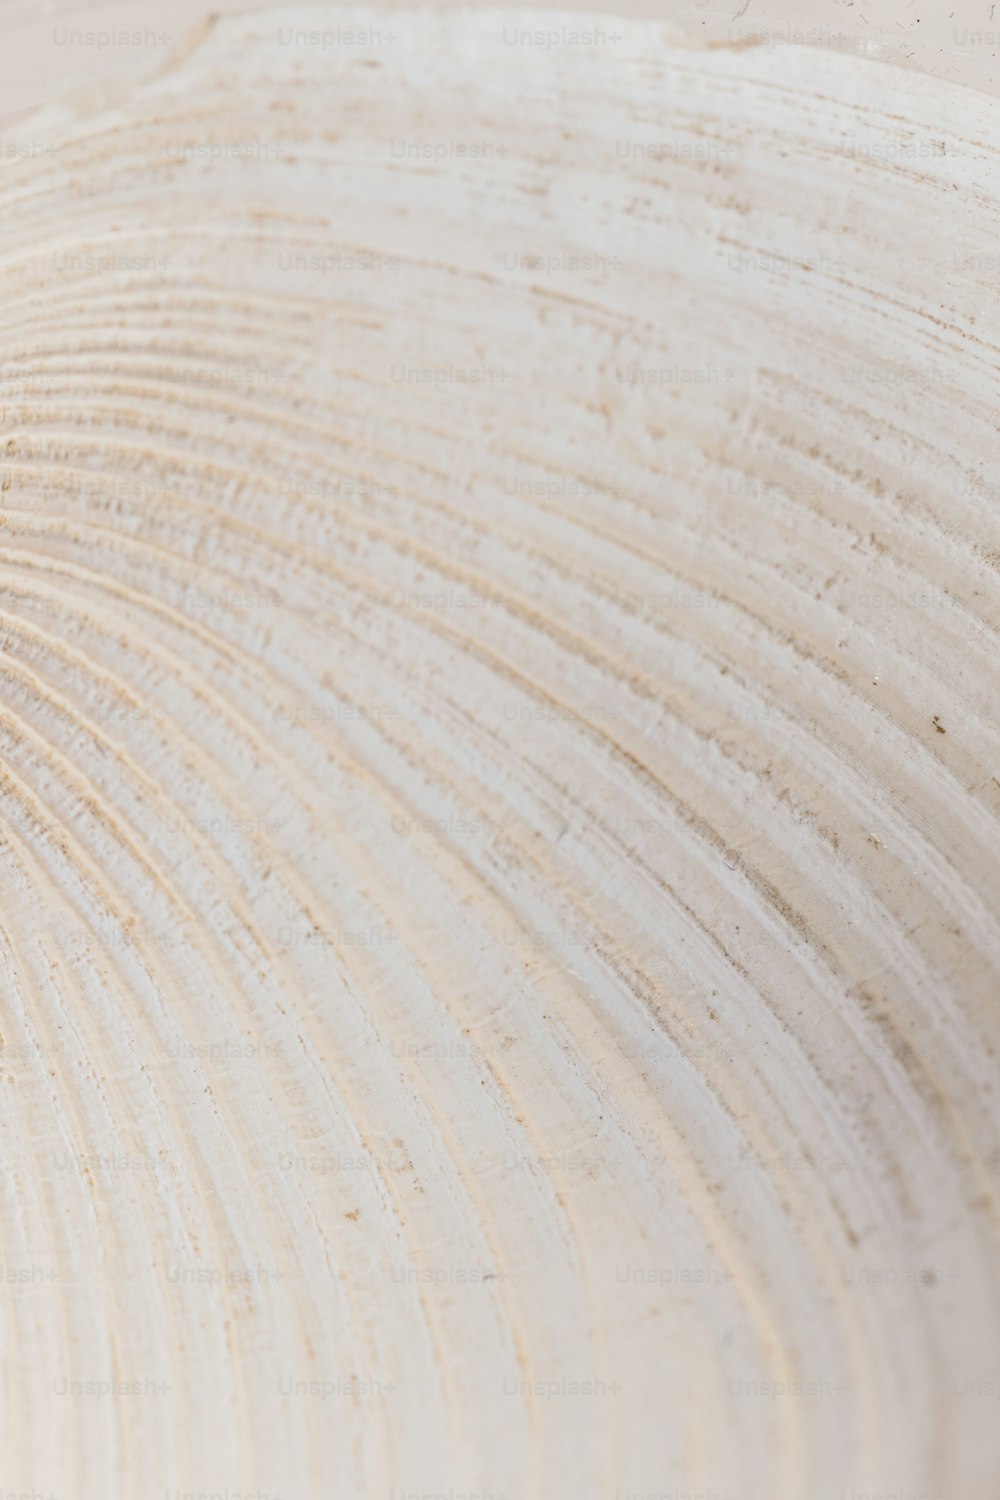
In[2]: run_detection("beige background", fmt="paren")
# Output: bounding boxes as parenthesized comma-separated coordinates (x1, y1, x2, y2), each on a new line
(0, 0, 998, 130)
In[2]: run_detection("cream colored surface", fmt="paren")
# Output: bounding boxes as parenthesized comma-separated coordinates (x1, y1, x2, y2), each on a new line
(1, 6, 999, 1498)
(0, 0, 998, 121)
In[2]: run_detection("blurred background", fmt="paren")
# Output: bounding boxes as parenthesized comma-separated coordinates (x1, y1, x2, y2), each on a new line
(0, 0, 997, 130)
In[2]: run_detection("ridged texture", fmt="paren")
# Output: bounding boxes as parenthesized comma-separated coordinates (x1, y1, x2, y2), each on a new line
(1, 8, 999, 1497)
